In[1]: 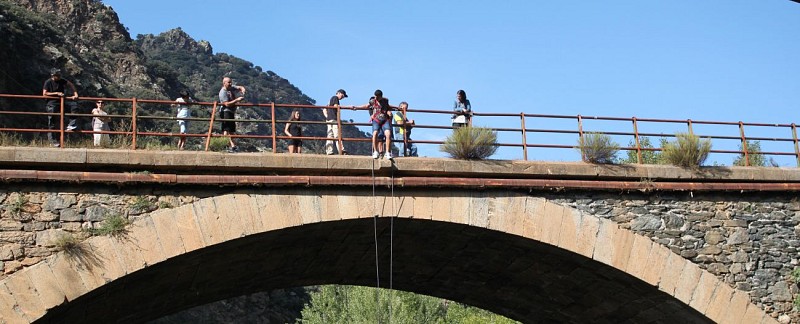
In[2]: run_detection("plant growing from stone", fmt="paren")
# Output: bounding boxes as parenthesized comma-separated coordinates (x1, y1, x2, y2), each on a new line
(733, 140, 779, 167)
(8, 195, 28, 217)
(661, 132, 711, 168)
(129, 196, 155, 213)
(577, 132, 619, 164)
(440, 126, 498, 160)
(52, 233, 82, 255)
(88, 213, 129, 237)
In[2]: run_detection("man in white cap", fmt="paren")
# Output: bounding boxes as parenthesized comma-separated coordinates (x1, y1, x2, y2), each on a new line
(323, 89, 350, 155)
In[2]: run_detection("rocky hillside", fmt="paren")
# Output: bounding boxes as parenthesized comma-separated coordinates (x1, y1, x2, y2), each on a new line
(0, 0, 371, 153)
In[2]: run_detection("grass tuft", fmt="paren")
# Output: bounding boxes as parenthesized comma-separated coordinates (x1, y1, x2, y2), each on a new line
(577, 132, 619, 164)
(440, 126, 498, 160)
(661, 132, 711, 168)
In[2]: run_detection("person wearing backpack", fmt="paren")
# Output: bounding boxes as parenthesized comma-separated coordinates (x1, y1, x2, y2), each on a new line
(356, 89, 393, 159)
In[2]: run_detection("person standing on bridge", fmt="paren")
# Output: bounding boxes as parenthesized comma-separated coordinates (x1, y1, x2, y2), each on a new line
(218, 77, 246, 153)
(91, 100, 111, 147)
(356, 89, 393, 159)
(324, 89, 351, 155)
(284, 109, 303, 154)
(452, 89, 472, 129)
(394, 101, 417, 157)
(172, 90, 194, 150)
(42, 68, 80, 147)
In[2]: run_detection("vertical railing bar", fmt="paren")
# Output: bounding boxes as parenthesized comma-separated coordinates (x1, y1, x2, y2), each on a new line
(337, 105, 345, 155)
(58, 96, 65, 148)
(792, 123, 800, 167)
(632, 117, 642, 164)
(205, 101, 218, 151)
(131, 97, 138, 150)
(577, 115, 585, 162)
(739, 121, 749, 166)
(687, 119, 693, 135)
(271, 102, 277, 153)
(520, 113, 528, 161)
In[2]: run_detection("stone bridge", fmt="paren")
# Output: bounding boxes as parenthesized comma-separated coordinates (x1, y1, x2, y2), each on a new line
(0, 147, 799, 323)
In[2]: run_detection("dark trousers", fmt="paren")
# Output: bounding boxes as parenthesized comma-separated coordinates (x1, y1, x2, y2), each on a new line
(46, 100, 78, 143)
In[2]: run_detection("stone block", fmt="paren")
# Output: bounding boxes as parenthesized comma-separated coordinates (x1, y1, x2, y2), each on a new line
(658, 253, 686, 296)
(721, 291, 751, 324)
(688, 271, 718, 315)
(556, 208, 581, 253)
(466, 191, 490, 228)
(127, 217, 166, 266)
(85, 235, 127, 282)
(592, 219, 616, 266)
(447, 194, 472, 225)
(673, 263, 702, 304)
(741, 303, 766, 324)
(704, 283, 734, 322)
(45, 254, 88, 301)
(337, 192, 373, 220)
(297, 192, 323, 225)
(574, 213, 600, 258)
(110, 234, 147, 275)
(431, 195, 453, 223)
(319, 191, 342, 222)
(255, 193, 302, 232)
(625, 234, 653, 278)
(171, 201, 208, 249)
(210, 195, 249, 241)
(411, 193, 435, 221)
(524, 197, 547, 242)
(149, 209, 186, 259)
(231, 194, 261, 234)
(35, 229, 66, 247)
(610, 229, 635, 270)
(540, 202, 565, 246)
(3, 269, 45, 321)
(640, 244, 670, 286)
(191, 197, 225, 245)
(0, 282, 28, 323)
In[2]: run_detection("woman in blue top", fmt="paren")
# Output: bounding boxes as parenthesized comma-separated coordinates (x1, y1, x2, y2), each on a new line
(452, 89, 472, 129)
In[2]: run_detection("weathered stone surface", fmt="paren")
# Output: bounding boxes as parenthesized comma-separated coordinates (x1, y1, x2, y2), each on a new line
(59, 208, 82, 222)
(42, 194, 76, 212)
(631, 215, 661, 231)
(84, 205, 111, 222)
(728, 228, 750, 245)
(704, 231, 724, 245)
(35, 229, 67, 247)
(769, 282, 793, 302)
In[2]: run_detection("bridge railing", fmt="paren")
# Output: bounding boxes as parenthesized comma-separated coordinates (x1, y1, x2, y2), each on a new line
(0, 93, 798, 166)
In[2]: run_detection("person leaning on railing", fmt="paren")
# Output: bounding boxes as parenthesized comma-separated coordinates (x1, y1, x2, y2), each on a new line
(42, 68, 80, 147)
(452, 89, 472, 129)
(324, 89, 352, 155)
(171, 90, 194, 150)
(394, 101, 417, 157)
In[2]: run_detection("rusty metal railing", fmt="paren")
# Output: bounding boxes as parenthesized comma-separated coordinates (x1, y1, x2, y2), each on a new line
(0, 93, 797, 166)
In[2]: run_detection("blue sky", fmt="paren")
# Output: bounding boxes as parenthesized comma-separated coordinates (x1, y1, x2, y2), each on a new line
(103, 0, 800, 163)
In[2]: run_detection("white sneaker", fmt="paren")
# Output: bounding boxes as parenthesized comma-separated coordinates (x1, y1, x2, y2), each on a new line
(385, 152, 393, 160)
(372, 151, 379, 159)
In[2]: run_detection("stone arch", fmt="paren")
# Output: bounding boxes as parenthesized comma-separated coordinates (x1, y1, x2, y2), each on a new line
(0, 188, 776, 323)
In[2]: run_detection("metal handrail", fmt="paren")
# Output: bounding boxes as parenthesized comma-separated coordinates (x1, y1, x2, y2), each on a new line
(0, 93, 797, 166)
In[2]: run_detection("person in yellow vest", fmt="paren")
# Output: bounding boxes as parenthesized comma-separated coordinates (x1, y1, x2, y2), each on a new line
(394, 101, 417, 157)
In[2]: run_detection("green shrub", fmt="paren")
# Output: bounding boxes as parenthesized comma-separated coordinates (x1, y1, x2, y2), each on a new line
(8, 195, 28, 217)
(661, 132, 712, 168)
(88, 213, 129, 237)
(208, 136, 229, 152)
(577, 132, 619, 164)
(440, 127, 498, 160)
(129, 196, 155, 213)
(619, 137, 666, 164)
(733, 140, 779, 167)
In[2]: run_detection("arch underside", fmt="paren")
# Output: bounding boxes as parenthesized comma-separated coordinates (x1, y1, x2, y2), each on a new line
(37, 218, 711, 324)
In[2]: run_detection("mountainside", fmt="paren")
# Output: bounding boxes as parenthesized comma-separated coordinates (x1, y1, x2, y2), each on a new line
(0, 0, 370, 153)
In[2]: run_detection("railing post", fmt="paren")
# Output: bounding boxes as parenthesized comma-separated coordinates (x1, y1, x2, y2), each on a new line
(205, 101, 218, 151)
(577, 114, 585, 162)
(271, 102, 277, 153)
(632, 117, 642, 164)
(131, 97, 138, 150)
(336, 105, 344, 155)
(687, 119, 693, 135)
(792, 123, 800, 167)
(58, 96, 65, 148)
(738, 121, 750, 166)
(520, 113, 528, 161)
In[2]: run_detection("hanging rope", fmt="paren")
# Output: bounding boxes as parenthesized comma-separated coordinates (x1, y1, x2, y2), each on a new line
(388, 163, 395, 324)
(371, 158, 381, 322)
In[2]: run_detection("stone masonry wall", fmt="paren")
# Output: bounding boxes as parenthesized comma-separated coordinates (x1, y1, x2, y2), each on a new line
(547, 190, 800, 323)
(0, 183, 218, 280)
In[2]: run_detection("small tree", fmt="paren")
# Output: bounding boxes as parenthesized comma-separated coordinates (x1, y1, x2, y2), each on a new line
(577, 132, 619, 164)
(619, 136, 665, 164)
(661, 132, 712, 168)
(440, 127, 498, 160)
(733, 140, 779, 167)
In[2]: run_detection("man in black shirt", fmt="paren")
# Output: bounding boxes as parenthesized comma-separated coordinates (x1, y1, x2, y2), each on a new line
(42, 68, 80, 146)
(324, 89, 350, 155)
